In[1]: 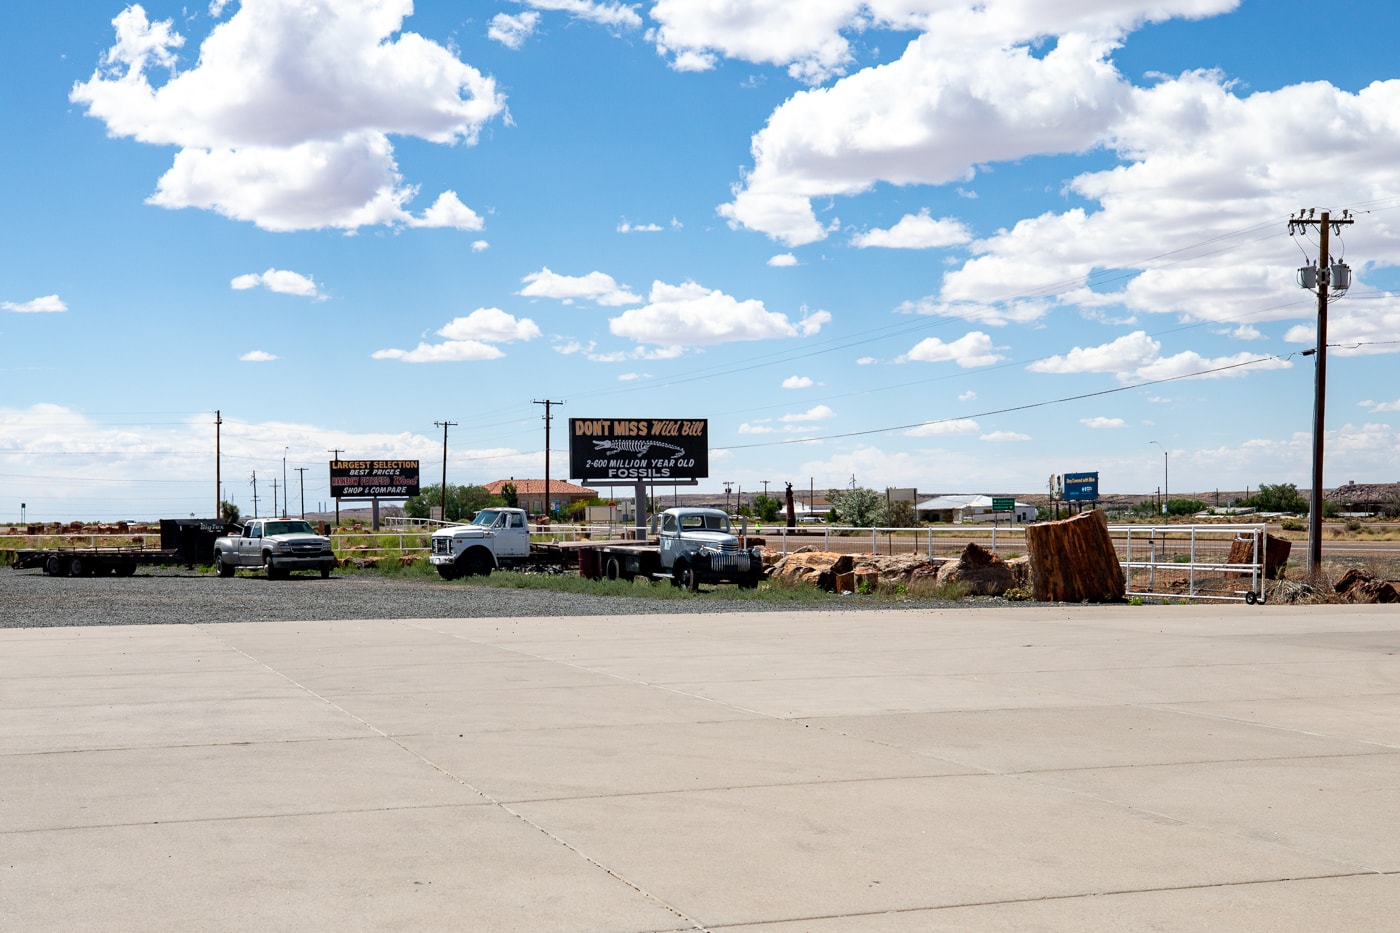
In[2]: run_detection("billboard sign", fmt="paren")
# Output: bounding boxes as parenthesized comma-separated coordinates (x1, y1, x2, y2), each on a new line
(1063, 471, 1099, 502)
(330, 460, 420, 499)
(569, 418, 708, 483)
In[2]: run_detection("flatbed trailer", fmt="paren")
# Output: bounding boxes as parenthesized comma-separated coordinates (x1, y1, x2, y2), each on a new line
(13, 518, 234, 577)
(15, 546, 183, 577)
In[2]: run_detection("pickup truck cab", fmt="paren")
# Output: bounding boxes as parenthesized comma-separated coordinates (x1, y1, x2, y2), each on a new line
(429, 507, 532, 579)
(213, 519, 336, 579)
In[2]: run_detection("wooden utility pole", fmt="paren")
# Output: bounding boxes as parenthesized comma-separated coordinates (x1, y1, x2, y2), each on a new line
(533, 400, 563, 520)
(215, 410, 222, 520)
(1289, 209, 1354, 576)
(295, 467, 308, 519)
(433, 421, 457, 521)
(327, 448, 343, 526)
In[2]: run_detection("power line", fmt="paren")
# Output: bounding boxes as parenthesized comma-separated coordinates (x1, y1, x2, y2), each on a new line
(715, 355, 1286, 452)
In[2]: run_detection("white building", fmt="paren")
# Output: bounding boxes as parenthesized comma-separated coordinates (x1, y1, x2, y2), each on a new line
(915, 495, 1036, 524)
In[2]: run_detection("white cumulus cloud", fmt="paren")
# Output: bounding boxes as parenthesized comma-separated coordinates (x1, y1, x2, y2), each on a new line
(230, 268, 320, 298)
(371, 341, 505, 364)
(520, 267, 642, 306)
(609, 281, 830, 346)
(781, 405, 836, 423)
(851, 211, 972, 249)
(1081, 416, 1126, 429)
(902, 331, 1003, 368)
(520, 0, 643, 29)
(373, 308, 538, 363)
(906, 419, 980, 437)
(70, 2, 504, 232)
(1028, 331, 1292, 383)
(239, 349, 277, 362)
(782, 375, 814, 389)
(2, 295, 67, 313)
(437, 308, 542, 343)
(489, 11, 540, 48)
(1361, 399, 1400, 413)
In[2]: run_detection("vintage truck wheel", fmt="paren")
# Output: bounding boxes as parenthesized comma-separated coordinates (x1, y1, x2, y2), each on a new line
(437, 564, 459, 580)
(469, 552, 494, 577)
(673, 560, 699, 592)
(214, 552, 235, 578)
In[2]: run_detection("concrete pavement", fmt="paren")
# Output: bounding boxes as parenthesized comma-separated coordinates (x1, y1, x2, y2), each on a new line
(3, 604, 1400, 930)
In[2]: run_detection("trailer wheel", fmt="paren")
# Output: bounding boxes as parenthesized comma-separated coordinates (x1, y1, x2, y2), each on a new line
(45, 555, 64, 576)
(214, 552, 235, 578)
(67, 556, 88, 577)
(114, 562, 137, 577)
(604, 557, 622, 582)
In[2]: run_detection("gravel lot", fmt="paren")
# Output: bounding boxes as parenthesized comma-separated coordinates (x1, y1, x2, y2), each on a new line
(1, 566, 982, 628)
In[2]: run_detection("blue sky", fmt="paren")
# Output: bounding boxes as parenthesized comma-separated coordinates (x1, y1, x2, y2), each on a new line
(4, 0, 1399, 521)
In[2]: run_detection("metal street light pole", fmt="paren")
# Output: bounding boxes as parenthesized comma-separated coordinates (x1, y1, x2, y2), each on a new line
(1150, 441, 1168, 519)
(282, 447, 289, 518)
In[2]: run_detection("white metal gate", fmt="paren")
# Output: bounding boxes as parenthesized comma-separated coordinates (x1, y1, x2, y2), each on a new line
(1114, 523, 1268, 604)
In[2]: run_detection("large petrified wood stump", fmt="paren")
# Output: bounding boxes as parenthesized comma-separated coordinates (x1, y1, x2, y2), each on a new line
(1025, 509, 1125, 603)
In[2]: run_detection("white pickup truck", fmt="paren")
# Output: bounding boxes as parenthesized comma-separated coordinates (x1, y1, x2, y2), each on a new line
(429, 507, 532, 579)
(212, 519, 336, 579)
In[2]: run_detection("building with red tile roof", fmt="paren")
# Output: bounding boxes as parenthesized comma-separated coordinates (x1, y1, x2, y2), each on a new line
(483, 479, 597, 516)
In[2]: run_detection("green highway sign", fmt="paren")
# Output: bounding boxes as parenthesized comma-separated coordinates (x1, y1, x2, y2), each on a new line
(992, 497, 1014, 512)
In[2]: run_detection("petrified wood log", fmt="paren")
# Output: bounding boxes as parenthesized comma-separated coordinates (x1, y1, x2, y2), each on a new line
(1226, 533, 1292, 580)
(1025, 509, 1125, 603)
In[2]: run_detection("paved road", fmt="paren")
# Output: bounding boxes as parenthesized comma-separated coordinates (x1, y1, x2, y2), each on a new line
(4, 603, 1400, 930)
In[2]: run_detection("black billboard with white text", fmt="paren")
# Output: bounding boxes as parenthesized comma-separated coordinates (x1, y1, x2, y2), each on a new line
(330, 460, 420, 499)
(569, 419, 708, 483)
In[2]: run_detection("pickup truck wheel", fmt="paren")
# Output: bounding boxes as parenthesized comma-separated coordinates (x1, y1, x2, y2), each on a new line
(215, 552, 235, 578)
(45, 555, 64, 576)
(320, 566, 331, 579)
(263, 554, 286, 580)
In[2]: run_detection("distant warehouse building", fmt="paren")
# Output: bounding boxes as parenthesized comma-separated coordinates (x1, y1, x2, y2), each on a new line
(916, 495, 1036, 524)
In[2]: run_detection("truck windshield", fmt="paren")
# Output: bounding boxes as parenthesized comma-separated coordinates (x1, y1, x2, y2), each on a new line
(680, 514, 730, 533)
(265, 521, 316, 536)
(470, 510, 502, 527)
